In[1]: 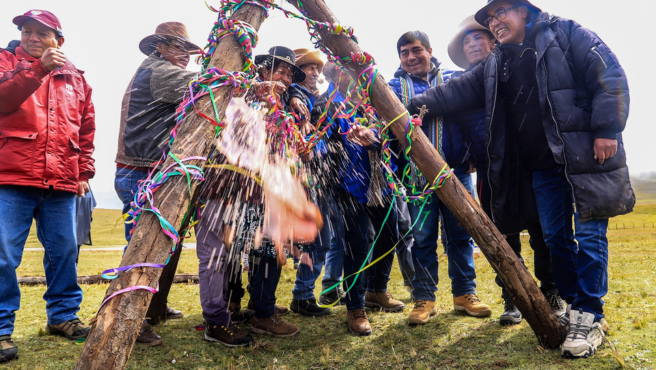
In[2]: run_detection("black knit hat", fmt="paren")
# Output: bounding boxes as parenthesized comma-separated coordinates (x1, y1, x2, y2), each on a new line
(254, 46, 306, 84)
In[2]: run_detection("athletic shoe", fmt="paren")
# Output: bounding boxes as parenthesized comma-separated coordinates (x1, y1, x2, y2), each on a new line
(0, 336, 18, 363)
(46, 318, 90, 340)
(561, 309, 605, 358)
(499, 298, 523, 326)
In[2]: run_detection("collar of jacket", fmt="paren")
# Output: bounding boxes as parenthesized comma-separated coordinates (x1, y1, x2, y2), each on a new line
(15, 43, 79, 75)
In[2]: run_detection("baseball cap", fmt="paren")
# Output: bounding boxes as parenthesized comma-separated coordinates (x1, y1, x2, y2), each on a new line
(13, 10, 63, 37)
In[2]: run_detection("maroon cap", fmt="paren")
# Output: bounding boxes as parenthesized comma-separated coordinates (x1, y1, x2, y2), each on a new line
(13, 10, 63, 37)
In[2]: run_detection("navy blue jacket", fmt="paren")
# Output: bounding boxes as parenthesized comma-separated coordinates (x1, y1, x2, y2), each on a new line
(410, 13, 634, 232)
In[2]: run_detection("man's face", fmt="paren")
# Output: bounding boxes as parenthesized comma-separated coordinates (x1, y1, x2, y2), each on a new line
(261, 62, 294, 88)
(399, 40, 432, 78)
(156, 40, 190, 69)
(20, 19, 62, 58)
(463, 30, 495, 65)
(300, 63, 320, 90)
(488, 2, 528, 45)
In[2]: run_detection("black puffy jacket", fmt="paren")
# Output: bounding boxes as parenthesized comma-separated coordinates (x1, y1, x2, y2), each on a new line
(410, 13, 634, 233)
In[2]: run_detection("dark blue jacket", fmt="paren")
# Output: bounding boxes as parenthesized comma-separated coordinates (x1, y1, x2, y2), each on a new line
(410, 13, 634, 232)
(389, 58, 471, 167)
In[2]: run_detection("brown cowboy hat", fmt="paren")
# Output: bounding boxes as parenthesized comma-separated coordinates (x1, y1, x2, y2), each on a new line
(475, 0, 542, 27)
(293, 48, 324, 70)
(139, 22, 202, 56)
(254, 46, 306, 84)
(448, 15, 494, 69)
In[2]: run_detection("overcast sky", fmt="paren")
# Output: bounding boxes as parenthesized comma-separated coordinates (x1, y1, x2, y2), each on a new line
(1, 0, 652, 208)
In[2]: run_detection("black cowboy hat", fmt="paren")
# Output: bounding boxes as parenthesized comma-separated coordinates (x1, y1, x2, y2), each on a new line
(475, 0, 542, 27)
(254, 46, 306, 84)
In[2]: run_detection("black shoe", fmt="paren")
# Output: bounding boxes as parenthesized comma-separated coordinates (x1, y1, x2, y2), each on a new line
(499, 298, 523, 326)
(205, 323, 254, 347)
(0, 336, 18, 364)
(165, 305, 183, 320)
(229, 303, 253, 324)
(545, 291, 565, 317)
(290, 298, 331, 316)
(136, 323, 162, 347)
(318, 288, 345, 306)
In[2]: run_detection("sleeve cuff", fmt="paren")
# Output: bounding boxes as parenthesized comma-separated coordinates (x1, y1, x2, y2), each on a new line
(78, 172, 93, 182)
(594, 129, 618, 140)
(31, 60, 49, 80)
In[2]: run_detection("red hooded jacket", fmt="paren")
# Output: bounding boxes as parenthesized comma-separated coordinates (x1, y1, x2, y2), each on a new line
(0, 44, 95, 193)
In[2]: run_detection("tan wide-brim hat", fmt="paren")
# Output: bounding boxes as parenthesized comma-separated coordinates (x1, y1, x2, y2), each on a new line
(448, 15, 493, 69)
(139, 22, 202, 56)
(475, 0, 542, 27)
(294, 48, 325, 70)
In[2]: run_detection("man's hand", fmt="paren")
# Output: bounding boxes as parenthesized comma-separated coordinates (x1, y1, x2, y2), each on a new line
(255, 81, 287, 97)
(593, 138, 618, 165)
(77, 181, 90, 197)
(290, 97, 310, 119)
(299, 120, 316, 137)
(347, 125, 379, 148)
(41, 48, 66, 72)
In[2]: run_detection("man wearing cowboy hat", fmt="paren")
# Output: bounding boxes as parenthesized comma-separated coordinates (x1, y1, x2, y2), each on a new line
(0, 9, 95, 363)
(409, 0, 632, 358)
(447, 14, 563, 327)
(114, 21, 201, 347)
(288, 48, 336, 318)
(388, 30, 492, 326)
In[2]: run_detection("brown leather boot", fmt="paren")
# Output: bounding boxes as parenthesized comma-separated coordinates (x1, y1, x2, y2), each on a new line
(136, 323, 162, 346)
(346, 309, 372, 336)
(364, 291, 405, 312)
(251, 313, 299, 337)
(453, 294, 492, 317)
(408, 300, 438, 325)
(247, 299, 289, 316)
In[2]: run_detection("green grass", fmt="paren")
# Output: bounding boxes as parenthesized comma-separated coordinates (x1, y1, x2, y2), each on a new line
(6, 206, 656, 369)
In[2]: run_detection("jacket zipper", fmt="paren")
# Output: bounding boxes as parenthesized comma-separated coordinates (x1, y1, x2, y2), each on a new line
(542, 59, 578, 213)
(486, 51, 500, 223)
(590, 46, 608, 69)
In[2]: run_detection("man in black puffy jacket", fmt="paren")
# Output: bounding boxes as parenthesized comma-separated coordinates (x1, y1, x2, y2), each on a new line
(409, 0, 634, 359)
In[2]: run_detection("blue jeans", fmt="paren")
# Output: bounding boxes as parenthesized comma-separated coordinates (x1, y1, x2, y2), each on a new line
(396, 196, 415, 288)
(0, 186, 82, 335)
(114, 166, 149, 243)
(322, 204, 345, 290)
(409, 165, 477, 300)
(292, 201, 332, 300)
(533, 166, 608, 321)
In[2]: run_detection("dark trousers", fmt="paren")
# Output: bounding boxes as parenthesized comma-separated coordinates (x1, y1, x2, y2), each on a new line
(477, 165, 558, 297)
(248, 250, 282, 318)
(364, 195, 399, 293)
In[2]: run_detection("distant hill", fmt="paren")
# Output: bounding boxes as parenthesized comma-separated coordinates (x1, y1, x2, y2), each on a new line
(632, 172, 656, 204)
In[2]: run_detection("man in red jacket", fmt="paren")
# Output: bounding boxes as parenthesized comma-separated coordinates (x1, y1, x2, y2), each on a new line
(0, 10, 95, 363)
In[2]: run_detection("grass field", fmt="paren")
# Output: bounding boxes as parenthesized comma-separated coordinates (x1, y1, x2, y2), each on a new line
(4, 205, 656, 369)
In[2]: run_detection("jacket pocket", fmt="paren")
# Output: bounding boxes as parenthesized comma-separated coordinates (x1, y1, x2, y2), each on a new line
(64, 137, 81, 180)
(0, 130, 38, 175)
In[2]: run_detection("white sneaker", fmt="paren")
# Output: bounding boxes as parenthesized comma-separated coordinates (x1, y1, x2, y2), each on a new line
(561, 309, 605, 358)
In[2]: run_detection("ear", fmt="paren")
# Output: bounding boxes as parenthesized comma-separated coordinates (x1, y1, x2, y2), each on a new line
(518, 5, 529, 21)
(427, 47, 433, 56)
(57, 36, 65, 48)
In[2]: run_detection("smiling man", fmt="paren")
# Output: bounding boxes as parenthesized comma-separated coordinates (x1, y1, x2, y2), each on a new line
(409, 0, 633, 359)
(389, 31, 492, 326)
(114, 21, 201, 347)
(0, 9, 95, 363)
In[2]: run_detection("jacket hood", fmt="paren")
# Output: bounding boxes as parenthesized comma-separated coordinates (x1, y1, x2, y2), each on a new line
(393, 56, 440, 78)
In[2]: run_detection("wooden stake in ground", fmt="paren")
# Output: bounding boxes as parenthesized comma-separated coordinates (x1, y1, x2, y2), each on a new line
(288, 0, 565, 348)
(75, 5, 267, 370)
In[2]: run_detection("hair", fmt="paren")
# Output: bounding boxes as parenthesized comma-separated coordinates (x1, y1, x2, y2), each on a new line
(396, 30, 431, 56)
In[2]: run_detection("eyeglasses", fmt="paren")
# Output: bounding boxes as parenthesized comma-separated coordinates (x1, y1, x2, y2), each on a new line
(484, 6, 520, 28)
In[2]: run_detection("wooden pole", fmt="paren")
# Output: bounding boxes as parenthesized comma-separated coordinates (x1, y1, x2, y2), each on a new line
(75, 5, 267, 369)
(289, 0, 564, 348)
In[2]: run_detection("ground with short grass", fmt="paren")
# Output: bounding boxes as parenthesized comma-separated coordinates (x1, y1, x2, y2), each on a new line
(4, 205, 656, 369)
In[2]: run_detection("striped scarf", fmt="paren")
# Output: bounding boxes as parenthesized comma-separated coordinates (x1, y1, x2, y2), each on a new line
(399, 70, 444, 158)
